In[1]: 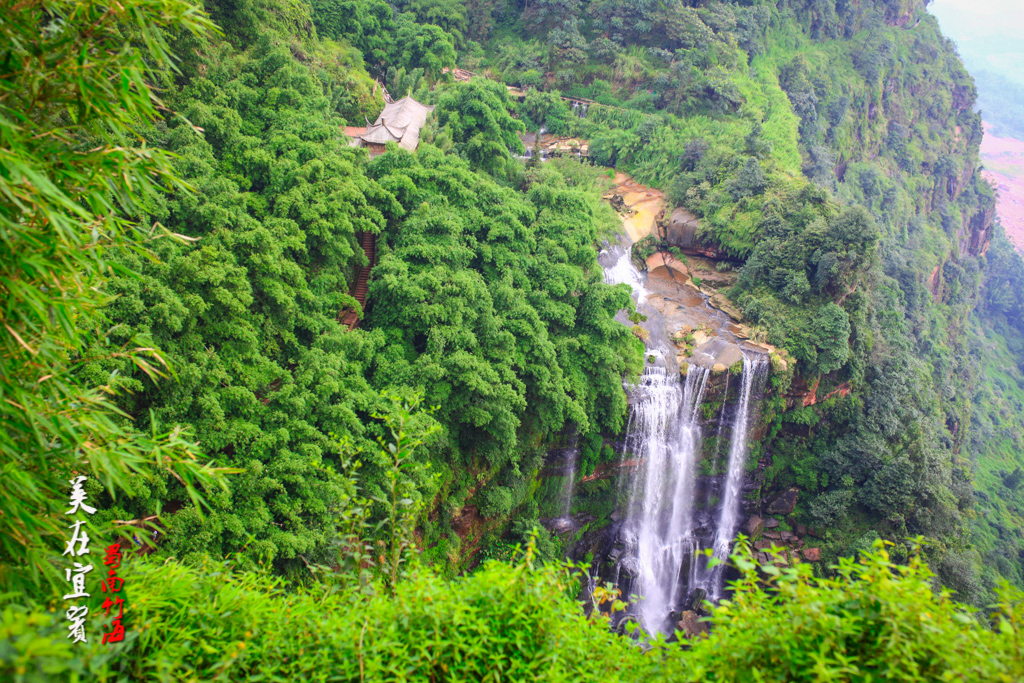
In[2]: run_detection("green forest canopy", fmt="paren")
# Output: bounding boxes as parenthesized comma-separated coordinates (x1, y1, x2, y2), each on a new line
(4, 0, 1024, 677)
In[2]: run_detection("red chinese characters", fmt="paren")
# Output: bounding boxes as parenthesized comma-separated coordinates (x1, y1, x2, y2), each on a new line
(100, 543, 126, 644)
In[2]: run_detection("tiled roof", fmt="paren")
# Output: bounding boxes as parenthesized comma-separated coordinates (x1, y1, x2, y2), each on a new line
(357, 96, 435, 151)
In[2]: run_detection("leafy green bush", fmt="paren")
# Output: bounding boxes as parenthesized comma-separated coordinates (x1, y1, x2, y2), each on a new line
(674, 539, 1024, 682)
(519, 88, 574, 134)
(1, 551, 651, 682)
(478, 485, 514, 518)
(4, 542, 1022, 682)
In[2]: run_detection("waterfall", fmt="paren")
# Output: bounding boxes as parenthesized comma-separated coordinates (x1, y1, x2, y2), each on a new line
(704, 354, 768, 598)
(601, 244, 647, 300)
(560, 446, 578, 519)
(598, 235, 768, 635)
(712, 371, 731, 468)
(623, 363, 710, 635)
(601, 240, 711, 635)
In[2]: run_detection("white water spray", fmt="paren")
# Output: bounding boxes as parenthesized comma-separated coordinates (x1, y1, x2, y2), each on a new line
(560, 447, 578, 518)
(704, 354, 768, 598)
(623, 363, 710, 635)
(601, 245, 647, 301)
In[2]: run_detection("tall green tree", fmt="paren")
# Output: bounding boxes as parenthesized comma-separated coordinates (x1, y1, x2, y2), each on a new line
(309, 0, 395, 66)
(393, 13, 458, 81)
(434, 79, 525, 175)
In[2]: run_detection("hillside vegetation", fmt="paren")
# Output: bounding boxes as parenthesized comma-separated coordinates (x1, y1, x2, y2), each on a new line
(4, 0, 1024, 677)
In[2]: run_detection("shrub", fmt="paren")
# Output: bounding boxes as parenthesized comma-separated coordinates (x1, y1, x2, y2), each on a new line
(478, 484, 514, 518)
(2, 542, 1022, 682)
(671, 538, 1024, 682)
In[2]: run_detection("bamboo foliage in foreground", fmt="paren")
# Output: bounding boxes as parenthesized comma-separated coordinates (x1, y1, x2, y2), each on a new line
(0, 0, 229, 594)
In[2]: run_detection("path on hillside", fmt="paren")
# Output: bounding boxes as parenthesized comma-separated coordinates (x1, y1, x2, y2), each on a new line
(338, 231, 376, 330)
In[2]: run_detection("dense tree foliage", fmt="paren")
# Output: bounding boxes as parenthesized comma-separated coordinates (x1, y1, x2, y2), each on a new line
(433, 79, 525, 174)
(366, 147, 641, 560)
(309, 0, 395, 67)
(46, 0, 640, 576)
(81, 33, 398, 570)
(5, 0, 1024, 668)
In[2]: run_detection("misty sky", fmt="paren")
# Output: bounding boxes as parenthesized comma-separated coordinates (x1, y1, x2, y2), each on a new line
(930, 0, 1024, 82)
(930, 0, 1024, 40)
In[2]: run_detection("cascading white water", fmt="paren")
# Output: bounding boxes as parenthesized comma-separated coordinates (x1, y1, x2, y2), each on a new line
(623, 363, 710, 635)
(704, 354, 768, 598)
(602, 241, 713, 634)
(712, 371, 731, 467)
(599, 238, 768, 631)
(601, 245, 647, 299)
(560, 447, 578, 518)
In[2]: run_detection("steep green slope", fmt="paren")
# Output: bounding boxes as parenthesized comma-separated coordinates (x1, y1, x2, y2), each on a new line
(78, 1, 644, 575)
(968, 320, 1024, 587)
(457, 0, 1002, 595)
(56, 0, 1019, 597)
(965, 227, 1024, 588)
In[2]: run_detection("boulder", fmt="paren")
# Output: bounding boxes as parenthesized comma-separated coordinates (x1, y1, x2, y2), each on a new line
(802, 547, 821, 562)
(763, 517, 780, 529)
(744, 515, 764, 540)
(671, 325, 694, 340)
(691, 329, 711, 347)
(767, 487, 799, 515)
(677, 610, 709, 640)
(709, 291, 743, 322)
(780, 530, 796, 542)
(795, 523, 807, 536)
(753, 540, 772, 551)
(646, 251, 689, 281)
(663, 207, 700, 247)
(689, 588, 707, 612)
(763, 530, 781, 540)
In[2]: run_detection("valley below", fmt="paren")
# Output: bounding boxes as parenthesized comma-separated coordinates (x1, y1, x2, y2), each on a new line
(981, 123, 1024, 252)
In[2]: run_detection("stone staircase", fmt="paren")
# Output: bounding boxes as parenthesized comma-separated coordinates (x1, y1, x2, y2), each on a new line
(338, 231, 376, 331)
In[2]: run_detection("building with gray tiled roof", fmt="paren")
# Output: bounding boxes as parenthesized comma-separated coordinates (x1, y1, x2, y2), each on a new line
(347, 96, 434, 156)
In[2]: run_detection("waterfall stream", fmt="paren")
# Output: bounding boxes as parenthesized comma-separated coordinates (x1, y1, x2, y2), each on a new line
(560, 446, 578, 519)
(703, 354, 768, 599)
(598, 238, 768, 636)
(624, 363, 709, 635)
